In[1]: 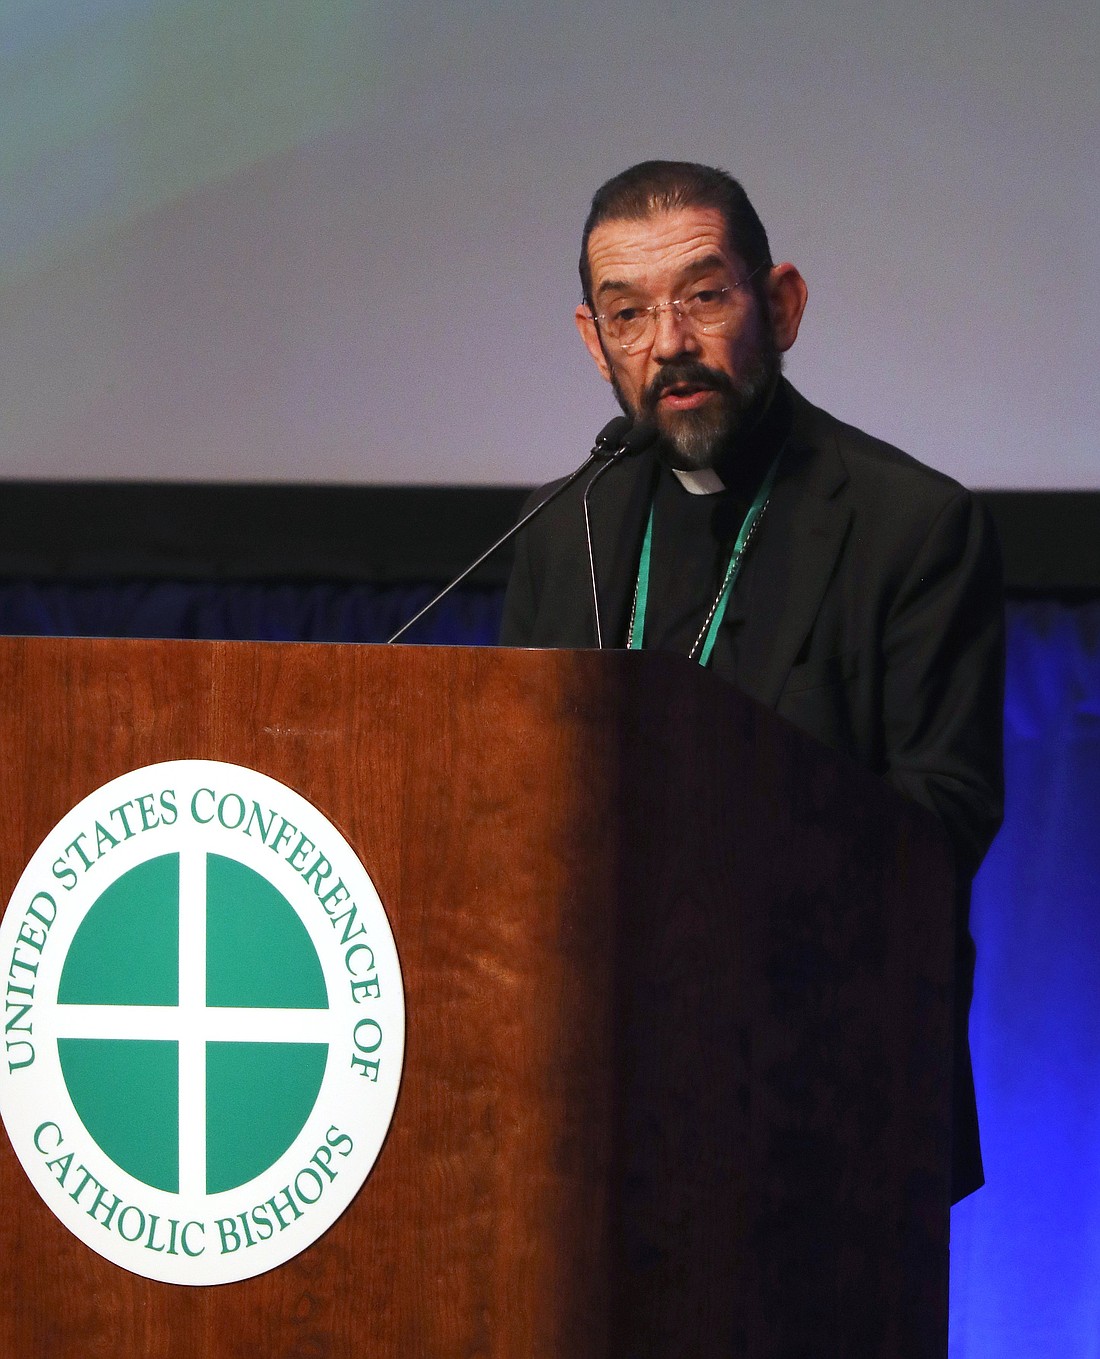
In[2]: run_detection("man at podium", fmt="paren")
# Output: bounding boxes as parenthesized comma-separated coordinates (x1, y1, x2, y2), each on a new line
(500, 159, 1004, 1201)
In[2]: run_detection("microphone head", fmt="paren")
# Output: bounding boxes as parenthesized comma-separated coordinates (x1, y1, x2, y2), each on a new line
(591, 415, 660, 461)
(592, 415, 633, 456)
(619, 420, 659, 457)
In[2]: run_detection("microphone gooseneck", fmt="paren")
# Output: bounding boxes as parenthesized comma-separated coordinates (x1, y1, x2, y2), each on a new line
(387, 417, 654, 645)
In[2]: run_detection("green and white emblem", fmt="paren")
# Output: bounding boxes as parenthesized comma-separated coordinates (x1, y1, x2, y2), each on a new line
(0, 760, 404, 1285)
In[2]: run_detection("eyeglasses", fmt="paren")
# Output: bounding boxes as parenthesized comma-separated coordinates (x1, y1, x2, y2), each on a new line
(587, 267, 763, 354)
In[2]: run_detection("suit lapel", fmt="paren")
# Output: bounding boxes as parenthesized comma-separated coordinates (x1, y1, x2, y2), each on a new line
(734, 394, 852, 708)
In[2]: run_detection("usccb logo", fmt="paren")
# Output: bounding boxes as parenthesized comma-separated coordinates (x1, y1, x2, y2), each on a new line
(0, 760, 404, 1285)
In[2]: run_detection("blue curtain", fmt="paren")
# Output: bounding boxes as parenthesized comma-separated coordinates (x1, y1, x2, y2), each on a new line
(2, 582, 1098, 1355)
(950, 602, 1100, 1358)
(0, 579, 506, 646)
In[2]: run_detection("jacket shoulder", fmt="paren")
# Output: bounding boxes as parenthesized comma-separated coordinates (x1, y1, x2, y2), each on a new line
(791, 386, 974, 516)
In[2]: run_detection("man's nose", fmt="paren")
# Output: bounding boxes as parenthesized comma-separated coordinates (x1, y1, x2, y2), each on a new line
(651, 301, 700, 359)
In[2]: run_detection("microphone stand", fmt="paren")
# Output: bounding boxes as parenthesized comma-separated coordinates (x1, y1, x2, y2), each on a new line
(583, 457, 624, 649)
(387, 419, 634, 645)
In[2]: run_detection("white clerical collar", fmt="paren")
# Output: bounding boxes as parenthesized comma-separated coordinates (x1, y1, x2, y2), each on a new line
(671, 466, 726, 495)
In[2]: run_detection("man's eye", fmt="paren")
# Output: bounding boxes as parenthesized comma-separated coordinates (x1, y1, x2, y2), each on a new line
(613, 306, 642, 323)
(692, 289, 724, 305)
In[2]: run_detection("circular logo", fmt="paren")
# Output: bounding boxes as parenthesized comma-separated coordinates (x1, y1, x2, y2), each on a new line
(0, 760, 404, 1285)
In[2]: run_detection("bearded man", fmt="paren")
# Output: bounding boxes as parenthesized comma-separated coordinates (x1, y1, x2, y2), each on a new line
(499, 160, 1004, 1201)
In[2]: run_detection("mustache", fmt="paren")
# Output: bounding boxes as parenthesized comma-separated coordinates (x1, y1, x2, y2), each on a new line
(642, 361, 735, 413)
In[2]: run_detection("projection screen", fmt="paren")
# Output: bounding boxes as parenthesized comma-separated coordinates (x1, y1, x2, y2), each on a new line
(1, 0, 1096, 489)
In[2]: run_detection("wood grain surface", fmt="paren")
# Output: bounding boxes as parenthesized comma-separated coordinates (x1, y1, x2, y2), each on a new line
(0, 639, 954, 1358)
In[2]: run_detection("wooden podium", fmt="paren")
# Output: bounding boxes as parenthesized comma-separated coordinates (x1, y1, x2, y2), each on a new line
(0, 637, 954, 1358)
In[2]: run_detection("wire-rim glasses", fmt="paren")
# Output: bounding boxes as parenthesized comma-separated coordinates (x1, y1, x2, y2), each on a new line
(587, 265, 764, 354)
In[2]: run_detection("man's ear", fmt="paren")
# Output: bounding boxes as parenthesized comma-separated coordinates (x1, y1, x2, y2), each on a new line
(575, 303, 613, 383)
(765, 264, 808, 353)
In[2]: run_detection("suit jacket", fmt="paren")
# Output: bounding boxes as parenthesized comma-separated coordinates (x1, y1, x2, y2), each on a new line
(500, 380, 1005, 1200)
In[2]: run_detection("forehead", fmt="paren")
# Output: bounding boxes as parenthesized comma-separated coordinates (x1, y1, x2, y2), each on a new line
(585, 206, 738, 296)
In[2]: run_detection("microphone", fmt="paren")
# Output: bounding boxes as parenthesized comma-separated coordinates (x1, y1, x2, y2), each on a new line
(584, 420, 658, 647)
(590, 414, 633, 459)
(386, 417, 654, 644)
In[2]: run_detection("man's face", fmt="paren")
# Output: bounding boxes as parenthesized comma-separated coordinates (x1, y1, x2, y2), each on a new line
(575, 206, 804, 470)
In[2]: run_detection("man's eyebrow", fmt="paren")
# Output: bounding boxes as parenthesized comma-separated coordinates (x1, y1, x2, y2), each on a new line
(680, 253, 727, 277)
(594, 277, 634, 298)
(593, 253, 730, 298)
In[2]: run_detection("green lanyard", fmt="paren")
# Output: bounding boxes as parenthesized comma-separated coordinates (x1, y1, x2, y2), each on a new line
(627, 451, 782, 667)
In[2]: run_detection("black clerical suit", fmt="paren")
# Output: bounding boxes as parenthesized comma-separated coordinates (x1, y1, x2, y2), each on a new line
(500, 379, 1005, 1201)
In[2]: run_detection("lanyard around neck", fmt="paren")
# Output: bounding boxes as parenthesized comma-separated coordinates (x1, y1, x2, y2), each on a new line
(627, 450, 782, 667)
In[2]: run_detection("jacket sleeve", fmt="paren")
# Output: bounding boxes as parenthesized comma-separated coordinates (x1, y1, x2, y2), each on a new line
(881, 489, 1005, 877)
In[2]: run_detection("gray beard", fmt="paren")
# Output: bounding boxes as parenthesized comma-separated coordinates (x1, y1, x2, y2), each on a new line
(658, 399, 742, 471)
(609, 340, 781, 472)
